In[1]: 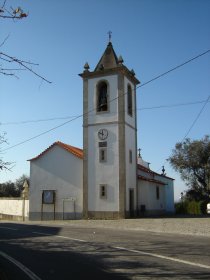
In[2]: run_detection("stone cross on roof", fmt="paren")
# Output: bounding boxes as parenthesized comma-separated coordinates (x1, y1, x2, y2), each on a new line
(108, 31, 112, 43)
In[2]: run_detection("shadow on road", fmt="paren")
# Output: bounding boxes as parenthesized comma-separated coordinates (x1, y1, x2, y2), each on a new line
(0, 222, 126, 279)
(0, 222, 210, 279)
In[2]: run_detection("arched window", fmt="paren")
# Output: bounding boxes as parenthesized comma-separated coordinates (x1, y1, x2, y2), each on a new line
(97, 82, 108, 112)
(127, 84, 132, 116)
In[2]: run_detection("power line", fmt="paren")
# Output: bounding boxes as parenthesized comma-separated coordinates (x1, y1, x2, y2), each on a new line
(2, 48, 209, 127)
(2, 49, 210, 152)
(156, 94, 210, 173)
(2, 114, 83, 151)
(181, 95, 210, 141)
(0, 115, 80, 125)
(138, 49, 210, 89)
(1, 99, 209, 126)
(138, 99, 210, 111)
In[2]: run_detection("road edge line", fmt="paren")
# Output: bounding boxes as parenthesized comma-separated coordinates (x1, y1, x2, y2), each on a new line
(0, 251, 42, 280)
(114, 246, 210, 270)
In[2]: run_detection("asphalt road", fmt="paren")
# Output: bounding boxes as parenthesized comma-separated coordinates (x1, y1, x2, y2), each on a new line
(0, 221, 210, 279)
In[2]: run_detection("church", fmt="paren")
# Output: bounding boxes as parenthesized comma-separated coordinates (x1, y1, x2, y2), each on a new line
(29, 41, 175, 220)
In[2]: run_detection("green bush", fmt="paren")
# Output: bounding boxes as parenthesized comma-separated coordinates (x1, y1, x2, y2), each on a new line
(187, 200, 200, 214)
(199, 200, 208, 214)
(175, 200, 207, 215)
(175, 201, 187, 214)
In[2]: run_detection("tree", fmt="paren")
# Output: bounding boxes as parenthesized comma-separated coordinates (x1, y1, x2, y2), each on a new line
(0, 181, 17, 197)
(168, 135, 210, 201)
(15, 174, 29, 194)
(0, 2, 27, 19)
(0, 174, 29, 197)
(0, 132, 13, 171)
(0, 0, 51, 82)
(1, 1, 51, 171)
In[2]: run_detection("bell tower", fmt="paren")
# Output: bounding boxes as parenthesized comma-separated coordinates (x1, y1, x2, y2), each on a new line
(80, 41, 140, 219)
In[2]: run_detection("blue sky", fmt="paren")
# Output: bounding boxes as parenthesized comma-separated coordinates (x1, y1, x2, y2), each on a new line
(1, 0, 210, 201)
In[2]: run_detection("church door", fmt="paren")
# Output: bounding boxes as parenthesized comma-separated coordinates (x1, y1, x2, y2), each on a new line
(129, 189, 135, 217)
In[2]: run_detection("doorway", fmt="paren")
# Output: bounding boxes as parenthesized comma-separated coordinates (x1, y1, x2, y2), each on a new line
(129, 189, 135, 217)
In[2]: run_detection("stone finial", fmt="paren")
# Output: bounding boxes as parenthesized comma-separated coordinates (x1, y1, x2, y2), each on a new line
(161, 166, 166, 176)
(130, 69, 135, 76)
(118, 55, 124, 64)
(84, 62, 90, 72)
(137, 148, 141, 158)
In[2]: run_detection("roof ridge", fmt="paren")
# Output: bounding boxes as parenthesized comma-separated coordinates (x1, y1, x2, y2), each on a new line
(138, 175, 166, 185)
(138, 163, 174, 180)
(28, 141, 83, 161)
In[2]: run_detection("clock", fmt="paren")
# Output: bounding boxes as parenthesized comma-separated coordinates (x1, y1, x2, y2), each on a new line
(98, 129, 108, 140)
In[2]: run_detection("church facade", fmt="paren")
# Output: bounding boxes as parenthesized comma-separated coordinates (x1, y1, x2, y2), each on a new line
(29, 42, 174, 220)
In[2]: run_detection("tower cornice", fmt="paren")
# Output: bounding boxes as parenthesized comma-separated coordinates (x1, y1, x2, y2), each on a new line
(79, 65, 140, 85)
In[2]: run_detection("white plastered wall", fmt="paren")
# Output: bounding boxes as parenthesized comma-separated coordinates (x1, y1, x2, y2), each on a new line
(29, 145, 83, 220)
(88, 124, 119, 211)
(0, 198, 29, 218)
(155, 175, 175, 213)
(138, 180, 166, 212)
(87, 75, 120, 212)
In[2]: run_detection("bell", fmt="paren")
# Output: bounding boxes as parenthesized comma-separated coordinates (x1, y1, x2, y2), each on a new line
(100, 100, 107, 107)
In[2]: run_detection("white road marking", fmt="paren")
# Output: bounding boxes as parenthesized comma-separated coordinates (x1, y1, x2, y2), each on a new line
(3, 227, 209, 270)
(56, 235, 87, 242)
(0, 251, 42, 280)
(114, 246, 210, 270)
(32, 231, 87, 243)
(32, 231, 51, 236)
(0, 226, 18, 231)
(32, 231, 210, 270)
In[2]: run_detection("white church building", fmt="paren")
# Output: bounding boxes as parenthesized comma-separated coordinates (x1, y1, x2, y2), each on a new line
(29, 42, 174, 220)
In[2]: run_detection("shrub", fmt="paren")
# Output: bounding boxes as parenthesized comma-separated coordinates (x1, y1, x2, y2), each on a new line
(187, 200, 200, 214)
(175, 200, 206, 215)
(199, 200, 208, 214)
(175, 201, 187, 214)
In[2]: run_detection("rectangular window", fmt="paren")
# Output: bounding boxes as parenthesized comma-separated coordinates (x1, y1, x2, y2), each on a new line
(156, 186, 160, 200)
(129, 150, 132, 163)
(99, 148, 107, 162)
(100, 184, 107, 199)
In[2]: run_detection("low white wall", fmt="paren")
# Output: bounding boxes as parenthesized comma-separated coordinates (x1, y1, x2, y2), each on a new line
(0, 198, 29, 220)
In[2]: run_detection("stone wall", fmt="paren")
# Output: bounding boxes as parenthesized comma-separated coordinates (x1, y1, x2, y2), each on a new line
(0, 198, 29, 221)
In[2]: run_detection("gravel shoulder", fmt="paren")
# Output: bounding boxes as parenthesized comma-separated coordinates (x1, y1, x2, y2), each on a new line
(1, 217, 210, 237)
(35, 217, 210, 237)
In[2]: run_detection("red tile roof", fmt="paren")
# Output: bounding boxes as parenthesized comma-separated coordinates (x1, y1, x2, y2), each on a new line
(138, 164, 174, 180)
(138, 175, 166, 185)
(138, 164, 154, 175)
(28, 141, 83, 161)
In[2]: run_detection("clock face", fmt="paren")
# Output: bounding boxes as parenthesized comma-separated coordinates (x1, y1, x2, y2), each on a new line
(98, 129, 108, 140)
